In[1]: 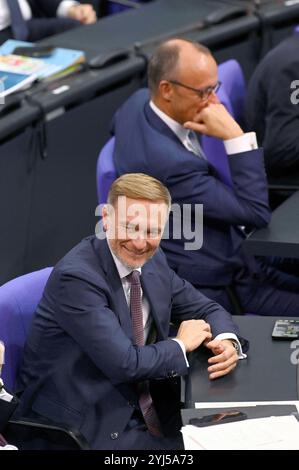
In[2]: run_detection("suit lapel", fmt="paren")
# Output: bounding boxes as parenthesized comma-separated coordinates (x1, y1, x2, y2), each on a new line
(140, 263, 167, 341)
(144, 101, 211, 171)
(144, 102, 183, 146)
(96, 238, 133, 341)
(95, 238, 169, 342)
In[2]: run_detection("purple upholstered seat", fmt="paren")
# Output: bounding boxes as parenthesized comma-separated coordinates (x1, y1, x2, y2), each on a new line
(0, 267, 52, 391)
(96, 137, 116, 204)
(201, 59, 246, 188)
(107, 0, 144, 15)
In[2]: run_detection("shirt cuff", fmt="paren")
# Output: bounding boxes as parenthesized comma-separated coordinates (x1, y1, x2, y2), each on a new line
(215, 333, 247, 359)
(57, 1, 80, 17)
(224, 132, 257, 155)
(171, 338, 189, 367)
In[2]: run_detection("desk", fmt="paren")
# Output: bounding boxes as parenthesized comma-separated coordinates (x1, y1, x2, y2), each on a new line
(185, 316, 298, 407)
(244, 190, 299, 258)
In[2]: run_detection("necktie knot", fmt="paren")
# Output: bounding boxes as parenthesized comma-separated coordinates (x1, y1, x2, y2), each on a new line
(127, 270, 141, 286)
(186, 130, 206, 159)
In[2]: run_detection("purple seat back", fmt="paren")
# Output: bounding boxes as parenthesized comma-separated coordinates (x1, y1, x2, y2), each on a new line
(201, 59, 246, 188)
(107, 0, 143, 15)
(0, 267, 52, 391)
(96, 137, 117, 204)
(218, 59, 246, 125)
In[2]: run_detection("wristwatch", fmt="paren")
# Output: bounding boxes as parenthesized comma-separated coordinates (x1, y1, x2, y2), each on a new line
(230, 340, 239, 353)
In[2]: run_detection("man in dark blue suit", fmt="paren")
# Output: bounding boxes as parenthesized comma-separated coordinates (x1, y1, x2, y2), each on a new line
(112, 38, 299, 316)
(246, 33, 299, 179)
(0, 0, 97, 43)
(16, 173, 245, 450)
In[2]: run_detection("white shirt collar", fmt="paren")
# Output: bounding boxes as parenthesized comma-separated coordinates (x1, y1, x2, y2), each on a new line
(107, 239, 141, 280)
(150, 100, 190, 147)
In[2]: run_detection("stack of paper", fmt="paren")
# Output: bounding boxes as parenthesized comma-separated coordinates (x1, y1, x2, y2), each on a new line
(182, 415, 299, 450)
(0, 40, 85, 98)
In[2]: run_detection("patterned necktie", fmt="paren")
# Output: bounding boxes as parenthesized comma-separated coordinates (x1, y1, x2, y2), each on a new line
(7, 0, 29, 40)
(127, 270, 163, 437)
(186, 130, 206, 159)
(0, 433, 7, 447)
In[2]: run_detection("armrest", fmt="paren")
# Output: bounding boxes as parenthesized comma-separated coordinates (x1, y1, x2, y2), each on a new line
(5, 417, 90, 450)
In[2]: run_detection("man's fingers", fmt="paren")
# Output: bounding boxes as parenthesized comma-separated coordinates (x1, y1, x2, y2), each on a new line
(208, 354, 238, 378)
(209, 362, 237, 380)
(183, 121, 206, 133)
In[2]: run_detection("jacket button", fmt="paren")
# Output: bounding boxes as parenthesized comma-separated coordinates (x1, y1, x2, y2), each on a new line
(110, 432, 118, 440)
(127, 401, 136, 408)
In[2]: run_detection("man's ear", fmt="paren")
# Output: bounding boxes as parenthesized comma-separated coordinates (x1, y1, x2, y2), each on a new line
(102, 204, 109, 232)
(159, 80, 173, 102)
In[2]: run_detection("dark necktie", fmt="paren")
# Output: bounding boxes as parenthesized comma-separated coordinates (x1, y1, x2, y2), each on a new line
(7, 0, 29, 40)
(128, 270, 162, 437)
(0, 433, 7, 447)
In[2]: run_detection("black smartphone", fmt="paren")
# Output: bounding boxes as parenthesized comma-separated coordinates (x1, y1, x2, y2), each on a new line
(189, 410, 247, 427)
(272, 319, 299, 340)
(12, 46, 55, 58)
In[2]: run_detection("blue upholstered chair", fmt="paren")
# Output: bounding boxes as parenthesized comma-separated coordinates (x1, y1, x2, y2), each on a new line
(201, 59, 246, 189)
(0, 267, 90, 449)
(0, 267, 53, 392)
(106, 0, 145, 14)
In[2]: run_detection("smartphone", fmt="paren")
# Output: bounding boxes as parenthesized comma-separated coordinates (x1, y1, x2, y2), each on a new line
(272, 319, 299, 340)
(12, 46, 55, 58)
(189, 410, 247, 427)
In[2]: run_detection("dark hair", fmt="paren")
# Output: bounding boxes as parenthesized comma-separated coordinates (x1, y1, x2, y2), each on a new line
(147, 39, 211, 95)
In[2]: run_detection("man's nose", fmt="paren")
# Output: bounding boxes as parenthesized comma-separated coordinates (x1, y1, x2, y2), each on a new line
(131, 236, 147, 250)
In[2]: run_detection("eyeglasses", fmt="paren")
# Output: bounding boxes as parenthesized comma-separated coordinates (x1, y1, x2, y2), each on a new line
(168, 79, 221, 100)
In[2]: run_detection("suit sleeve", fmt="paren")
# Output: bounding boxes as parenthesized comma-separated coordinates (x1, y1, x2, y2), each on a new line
(169, 268, 249, 351)
(164, 148, 270, 229)
(54, 270, 188, 385)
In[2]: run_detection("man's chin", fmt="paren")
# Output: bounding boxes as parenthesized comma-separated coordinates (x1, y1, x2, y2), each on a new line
(119, 251, 155, 269)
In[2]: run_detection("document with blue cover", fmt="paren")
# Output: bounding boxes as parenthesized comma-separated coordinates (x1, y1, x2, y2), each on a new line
(0, 69, 37, 98)
(0, 40, 85, 83)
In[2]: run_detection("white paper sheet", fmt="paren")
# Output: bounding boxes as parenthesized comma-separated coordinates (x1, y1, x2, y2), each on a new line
(182, 415, 299, 450)
(195, 400, 299, 412)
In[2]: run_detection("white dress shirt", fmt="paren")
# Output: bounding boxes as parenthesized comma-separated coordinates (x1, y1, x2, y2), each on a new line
(0, 0, 79, 31)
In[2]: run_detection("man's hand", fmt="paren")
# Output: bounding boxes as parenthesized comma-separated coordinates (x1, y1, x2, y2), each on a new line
(184, 103, 243, 141)
(205, 339, 238, 380)
(68, 4, 97, 24)
(176, 319, 212, 353)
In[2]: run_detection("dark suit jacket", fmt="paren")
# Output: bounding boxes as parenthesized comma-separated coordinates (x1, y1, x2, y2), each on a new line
(16, 236, 244, 450)
(112, 89, 270, 288)
(28, 0, 63, 17)
(246, 34, 299, 176)
(24, 0, 80, 41)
